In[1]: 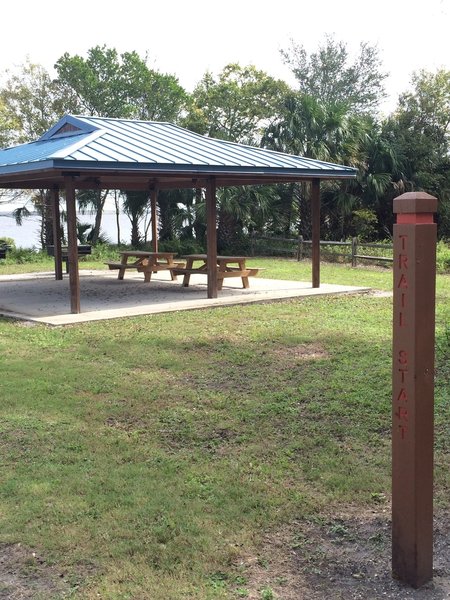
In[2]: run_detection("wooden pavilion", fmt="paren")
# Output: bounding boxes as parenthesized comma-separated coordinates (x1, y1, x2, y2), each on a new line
(0, 115, 357, 313)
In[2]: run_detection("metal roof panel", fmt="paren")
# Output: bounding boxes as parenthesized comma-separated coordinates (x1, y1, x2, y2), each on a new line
(0, 114, 357, 178)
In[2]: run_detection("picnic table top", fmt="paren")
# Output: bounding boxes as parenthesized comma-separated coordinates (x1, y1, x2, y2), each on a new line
(183, 254, 248, 261)
(119, 250, 176, 258)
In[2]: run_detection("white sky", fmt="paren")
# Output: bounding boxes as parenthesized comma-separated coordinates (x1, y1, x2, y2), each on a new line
(0, 0, 449, 115)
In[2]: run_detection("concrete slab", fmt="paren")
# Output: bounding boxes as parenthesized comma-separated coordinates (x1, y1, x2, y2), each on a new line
(0, 270, 370, 326)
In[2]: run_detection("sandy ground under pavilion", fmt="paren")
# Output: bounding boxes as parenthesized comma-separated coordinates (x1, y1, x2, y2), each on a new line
(0, 270, 370, 326)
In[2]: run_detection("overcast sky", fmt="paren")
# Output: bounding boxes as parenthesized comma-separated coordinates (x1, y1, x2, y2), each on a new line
(0, 0, 449, 114)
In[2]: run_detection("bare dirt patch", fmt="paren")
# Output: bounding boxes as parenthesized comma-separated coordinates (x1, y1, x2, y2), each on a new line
(0, 543, 70, 599)
(370, 290, 393, 298)
(238, 509, 450, 599)
(271, 342, 329, 361)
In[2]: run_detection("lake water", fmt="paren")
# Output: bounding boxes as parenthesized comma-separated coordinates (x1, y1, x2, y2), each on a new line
(0, 211, 133, 248)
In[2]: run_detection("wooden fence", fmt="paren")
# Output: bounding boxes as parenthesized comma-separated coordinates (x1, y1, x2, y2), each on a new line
(250, 235, 393, 267)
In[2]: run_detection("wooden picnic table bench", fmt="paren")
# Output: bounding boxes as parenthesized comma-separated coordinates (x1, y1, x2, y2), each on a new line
(47, 244, 92, 273)
(105, 251, 184, 282)
(172, 254, 264, 290)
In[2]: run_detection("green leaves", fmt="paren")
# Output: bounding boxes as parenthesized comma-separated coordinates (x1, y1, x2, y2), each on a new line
(1, 60, 66, 144)
(54, 45, 187, 122)
(385, 69, 450, 234)
(281, 35, 387, 113)
(184, 63, 289, 144)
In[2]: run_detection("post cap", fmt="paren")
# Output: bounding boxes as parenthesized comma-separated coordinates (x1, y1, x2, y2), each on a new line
(393, 192, 438, 214)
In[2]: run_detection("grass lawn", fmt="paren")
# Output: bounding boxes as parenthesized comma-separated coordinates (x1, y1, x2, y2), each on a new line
(1, 258, 450, 599)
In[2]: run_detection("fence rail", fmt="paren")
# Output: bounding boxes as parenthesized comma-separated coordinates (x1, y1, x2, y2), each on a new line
(250, 235, 393, 267)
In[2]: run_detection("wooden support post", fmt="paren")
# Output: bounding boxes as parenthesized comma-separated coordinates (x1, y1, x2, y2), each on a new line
(392, 191, 437, 588)
(206, 177, 218, 299)
(351, 237, 358, 267)
(150, 188, 158, 253)
(51, 187, 63, 280)
(311, 179, 320, 288)
(64, 177, 80, 314)
(297, 235, 303, 262)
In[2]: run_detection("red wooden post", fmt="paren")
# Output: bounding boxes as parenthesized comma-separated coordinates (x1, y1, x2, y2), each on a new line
(392, 191, 437, 588)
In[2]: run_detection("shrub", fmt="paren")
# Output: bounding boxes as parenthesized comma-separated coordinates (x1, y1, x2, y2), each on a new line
(0, 237, 15, 248)
(436, 241, 450, 274)
(157, 239, 205, 256)
(90, 243, 121, 261)
(4, 247, 48, 264)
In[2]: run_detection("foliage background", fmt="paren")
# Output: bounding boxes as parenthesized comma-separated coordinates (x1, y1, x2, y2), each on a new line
(0, 38, 448, 252)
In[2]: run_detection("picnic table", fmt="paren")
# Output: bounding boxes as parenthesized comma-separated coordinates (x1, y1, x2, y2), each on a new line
(105, 251, 183, 282)
(172, 254, 264, 290)
(47, 244, 92, 273)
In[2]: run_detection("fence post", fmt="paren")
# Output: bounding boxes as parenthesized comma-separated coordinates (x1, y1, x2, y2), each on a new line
(392, 191, 437, 588)
(351, 237, 357, 267)
(297, 235, 303, 261)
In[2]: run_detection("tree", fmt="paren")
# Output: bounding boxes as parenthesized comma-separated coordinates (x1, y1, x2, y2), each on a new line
(385, 69, 450, 236)
(327, 119, 405, 239)
(0, 61, 68, 247)
(263, 93, 363, 163)
(55, 46, 188, 244)
(0, 97, 20, 148)
(121, 191, 149, 247)
(1, 60, 66, 143)
(77, 189, 111, 246)
(281, 35, 387, 114)
(54, 46, 187, 121)
(184, 63, 289, 143)
(262, 92, 367, 237)
(0, 98, 21, 206)
(119, 51, 188, 122)
(184, 64, 290, 249)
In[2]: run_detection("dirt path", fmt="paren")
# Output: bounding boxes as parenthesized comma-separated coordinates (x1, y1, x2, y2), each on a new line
(239, 508, 450, 599)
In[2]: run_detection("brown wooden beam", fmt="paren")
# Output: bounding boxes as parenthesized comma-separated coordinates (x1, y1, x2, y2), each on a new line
(64, 176, 80, 313)
(311, 179, 320, 288)
(150, 188, 158, 252)
(0, 172, 355, 191)
(206, 177, 218, 298)
(51, 187, 63, 280)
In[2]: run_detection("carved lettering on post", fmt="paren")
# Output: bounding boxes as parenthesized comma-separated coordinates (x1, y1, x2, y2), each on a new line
(392, 192, 437, 589)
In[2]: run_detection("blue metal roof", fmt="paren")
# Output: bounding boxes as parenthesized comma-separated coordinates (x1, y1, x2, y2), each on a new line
(0, 115, 357, 187)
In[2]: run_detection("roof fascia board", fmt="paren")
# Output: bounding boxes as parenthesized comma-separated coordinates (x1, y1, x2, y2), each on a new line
(0, 160, 56, 175)
(51, 159, 357, 177)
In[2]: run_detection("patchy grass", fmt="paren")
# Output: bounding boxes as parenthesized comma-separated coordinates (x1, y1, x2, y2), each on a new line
(1, 259, 449, 598)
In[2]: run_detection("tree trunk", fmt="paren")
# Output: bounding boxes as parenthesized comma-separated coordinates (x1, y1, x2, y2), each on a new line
(217, 207, 239, 253)
(37, 189, 54, 249)
(90, 190, 108, 244)
(114, 190, 121, 246)
(130, 216, 141, 247)
(193, 188, 206, 246)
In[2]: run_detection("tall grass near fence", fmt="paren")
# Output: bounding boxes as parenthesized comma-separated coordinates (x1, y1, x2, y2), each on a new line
(1, 239, 450, 274)
(250, 236, 450, 273)
(250, 235, 393, 266)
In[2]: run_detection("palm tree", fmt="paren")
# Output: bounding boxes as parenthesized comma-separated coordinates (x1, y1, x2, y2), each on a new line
(342, 122, 405, 238)
(122, 191, 149, 247)
(262, 93, 363, 238)
(77, 189, 110, 245)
